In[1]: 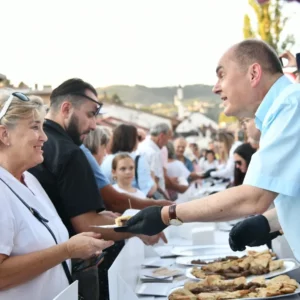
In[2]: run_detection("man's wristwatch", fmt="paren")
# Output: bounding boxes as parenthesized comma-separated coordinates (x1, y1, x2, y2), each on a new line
(168, 205, 183, 226)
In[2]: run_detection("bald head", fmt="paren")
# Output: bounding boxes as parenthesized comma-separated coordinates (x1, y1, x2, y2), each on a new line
(232, 39, 283, 75)
(174, 137, 187, 158)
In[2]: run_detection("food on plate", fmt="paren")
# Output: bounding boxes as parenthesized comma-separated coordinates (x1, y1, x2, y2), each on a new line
(152, 267, 182, 277)
(115, 215, 131, 226)
(168, 274, 298, 299)
(191, 250, 283, 279)
(191, 256, 240, 265)
(169, 288, 197, 300)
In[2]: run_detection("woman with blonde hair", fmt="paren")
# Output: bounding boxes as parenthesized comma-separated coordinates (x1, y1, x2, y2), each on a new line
(210, 131, 242, 180)
(83, 125, 112, 165)
(0, 91, 113, 300)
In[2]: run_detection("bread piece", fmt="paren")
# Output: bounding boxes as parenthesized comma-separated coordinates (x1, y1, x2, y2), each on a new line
(169, 288, 197, 300)
(191, 267, 206, 279)
(269, 260, 284, 272)
(115, 216, 131, 226)
(250, 276, 266, 285)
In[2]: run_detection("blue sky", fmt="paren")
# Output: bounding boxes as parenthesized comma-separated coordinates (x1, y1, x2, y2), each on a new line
(2, 0, 300, 88)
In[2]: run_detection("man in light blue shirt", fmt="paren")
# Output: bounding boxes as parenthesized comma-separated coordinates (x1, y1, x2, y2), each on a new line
(115, 39, 300, 261)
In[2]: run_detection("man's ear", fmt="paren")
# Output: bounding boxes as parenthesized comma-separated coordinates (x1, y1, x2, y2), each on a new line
(61, 101, 73, 119)
(249, 63, 262, 88)
(0, 125, 10, 146)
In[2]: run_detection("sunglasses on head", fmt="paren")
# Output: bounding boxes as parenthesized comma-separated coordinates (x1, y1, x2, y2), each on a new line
(0, 92, 30, 120)
(235, 160, 242, 166)
(71, 92, 103, 115)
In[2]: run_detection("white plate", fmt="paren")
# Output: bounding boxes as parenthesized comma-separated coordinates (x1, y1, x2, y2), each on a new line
(185, 259, 300, 281)
(89, 224, 123, 229)
(176, 255, 227, 267)
(168, 283, 300, 300)
(142, 257, 175, 268)
(171, 245, 247, 258)
(89, 209, 139, 228)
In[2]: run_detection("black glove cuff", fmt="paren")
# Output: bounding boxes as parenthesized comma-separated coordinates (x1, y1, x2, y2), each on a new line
(254, 215, 271, 233)
(269, 230, 282, 240)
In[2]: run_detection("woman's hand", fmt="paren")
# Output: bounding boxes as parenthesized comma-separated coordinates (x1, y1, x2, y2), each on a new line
(65, 232, 114, 259)
(279, 51, 297, 68)
(98, 210, 121, 218)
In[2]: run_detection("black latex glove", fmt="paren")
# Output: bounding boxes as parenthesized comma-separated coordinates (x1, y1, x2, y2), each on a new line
(201, 168, 217, 179)
(114, 206, 168, 236)
(229, 215, 281, 251)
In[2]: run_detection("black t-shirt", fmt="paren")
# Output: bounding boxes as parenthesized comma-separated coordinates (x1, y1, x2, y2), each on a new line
(29, 119, 104, 236)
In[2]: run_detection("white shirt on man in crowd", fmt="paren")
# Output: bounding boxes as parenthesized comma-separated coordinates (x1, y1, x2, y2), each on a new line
(138, 136, 165, 191)
(0, 167, 70, 300)
(166, 160, 190, 186)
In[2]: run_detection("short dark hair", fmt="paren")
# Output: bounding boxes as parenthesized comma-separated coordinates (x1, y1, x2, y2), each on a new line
(50, 78, 98, 110)
(205, 149, 216, 160)
(111, 124, 138, 154)
(233, 39, 283, 75)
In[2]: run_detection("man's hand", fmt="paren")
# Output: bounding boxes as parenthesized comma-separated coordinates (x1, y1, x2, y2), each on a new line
(114, 206, 168, 235)
(138, 232, 168, 245)
(229, 215, 281, 251)
(279, 50, 297, 68)
(98, 210, 121, 218)
(155, 199, 173, 206)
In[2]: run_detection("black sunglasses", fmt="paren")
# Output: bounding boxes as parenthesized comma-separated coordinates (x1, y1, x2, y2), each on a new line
(71, 92, 103, 115)
(235, 160, 242, 166)
(0, 92, 30, 120)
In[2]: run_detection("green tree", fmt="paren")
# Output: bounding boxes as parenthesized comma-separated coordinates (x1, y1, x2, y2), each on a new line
(243, 0, 295, 53)
(111, 93, 123, 105)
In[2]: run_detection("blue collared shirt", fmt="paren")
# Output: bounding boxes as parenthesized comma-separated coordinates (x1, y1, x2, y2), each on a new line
(183, 156, 195, 173)
(244, 75, 300, 260)
(80, 145, 110, 189)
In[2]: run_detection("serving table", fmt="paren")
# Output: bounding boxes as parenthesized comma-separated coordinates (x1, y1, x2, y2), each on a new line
(108, 183, 300, 300)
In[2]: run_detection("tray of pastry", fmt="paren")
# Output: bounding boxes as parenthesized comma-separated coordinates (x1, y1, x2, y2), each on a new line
(184, 251, 299, 281)
(168, 274, 300, 300)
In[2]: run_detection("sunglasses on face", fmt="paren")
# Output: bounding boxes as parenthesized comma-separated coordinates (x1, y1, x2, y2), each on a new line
(0, 92, 30, 120)
(71, 92, 103, 115)
(235, 160, 242, 166)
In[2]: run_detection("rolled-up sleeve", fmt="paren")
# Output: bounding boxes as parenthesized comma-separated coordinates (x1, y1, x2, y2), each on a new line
(136, 155, 155, 195)
(244, 98, 300, 197)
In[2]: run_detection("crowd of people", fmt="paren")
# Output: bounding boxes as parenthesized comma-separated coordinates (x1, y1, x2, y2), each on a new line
(0, 40, 299, 300)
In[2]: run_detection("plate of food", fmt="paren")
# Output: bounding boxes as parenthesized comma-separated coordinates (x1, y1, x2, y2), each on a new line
(176, 255, 242, 267)
(89, 215, 131, 229)
(171, 245, 247, 258)
(168, 274, 300, 300)
(185, 251, 299, 281)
